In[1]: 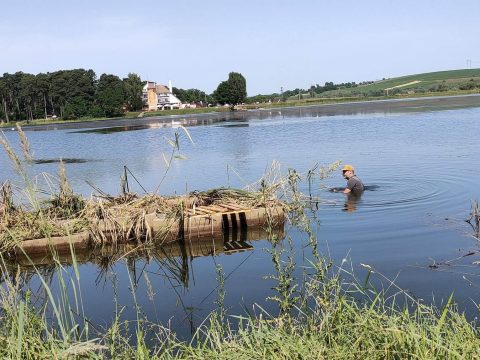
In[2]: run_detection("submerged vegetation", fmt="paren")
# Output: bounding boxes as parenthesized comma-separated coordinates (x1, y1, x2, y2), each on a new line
(1, 127, 480, 358)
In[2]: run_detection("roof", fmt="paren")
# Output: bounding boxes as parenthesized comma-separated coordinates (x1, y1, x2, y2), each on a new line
(155, 85, 170, 94)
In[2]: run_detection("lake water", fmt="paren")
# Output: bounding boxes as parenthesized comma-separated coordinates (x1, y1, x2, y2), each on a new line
(1, 98, 480, 339)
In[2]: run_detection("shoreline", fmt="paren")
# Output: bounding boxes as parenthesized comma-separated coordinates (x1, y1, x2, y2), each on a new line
(3, 93, 480, 132)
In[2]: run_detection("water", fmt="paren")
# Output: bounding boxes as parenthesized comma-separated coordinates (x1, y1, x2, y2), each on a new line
(2, 100, 480, 339)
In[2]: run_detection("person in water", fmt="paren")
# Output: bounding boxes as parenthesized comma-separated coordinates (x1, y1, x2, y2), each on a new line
(341, 164, 364, 194)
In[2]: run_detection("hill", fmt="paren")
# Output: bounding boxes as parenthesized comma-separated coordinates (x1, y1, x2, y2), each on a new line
(317, 68, 480, 97)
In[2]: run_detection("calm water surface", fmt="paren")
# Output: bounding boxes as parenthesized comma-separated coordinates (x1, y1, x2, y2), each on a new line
(1, 103, 480, 339)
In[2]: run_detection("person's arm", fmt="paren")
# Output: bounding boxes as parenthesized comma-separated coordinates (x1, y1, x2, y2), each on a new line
(344, 178, 354, 194)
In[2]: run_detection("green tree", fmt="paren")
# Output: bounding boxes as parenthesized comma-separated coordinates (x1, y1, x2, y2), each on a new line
(95, 74, 124, 117)
(122, 73, 145, 111)
(173, 87, 211, 104)
(226, 72, 247, 106)
(213, 81, 230, 105)
(213, 72, 247, 109)
(0, 76, 10, 122)
(63, 96, 90, 119)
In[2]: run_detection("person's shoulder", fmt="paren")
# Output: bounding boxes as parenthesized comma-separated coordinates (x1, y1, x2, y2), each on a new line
(348, 176, 358, 184)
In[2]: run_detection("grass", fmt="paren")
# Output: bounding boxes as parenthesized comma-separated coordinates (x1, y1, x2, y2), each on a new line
(0, 107, 230, 128)
(2, 231, 480, 359)
(315, 68, 480, 98)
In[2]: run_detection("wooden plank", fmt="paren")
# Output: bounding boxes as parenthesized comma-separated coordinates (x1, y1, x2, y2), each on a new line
(225, 202, 248, 210)
(205, 204, 231, 212)
(221, 203, 247, 211)
(191, 208, 209, 215)
(195, 206, 216, 214)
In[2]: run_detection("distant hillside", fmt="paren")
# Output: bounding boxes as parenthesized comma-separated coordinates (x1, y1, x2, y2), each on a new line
(318, 68, 480, 97)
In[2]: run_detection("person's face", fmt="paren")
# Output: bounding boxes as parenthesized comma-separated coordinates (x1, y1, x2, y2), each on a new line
(343, 170, 353, 179)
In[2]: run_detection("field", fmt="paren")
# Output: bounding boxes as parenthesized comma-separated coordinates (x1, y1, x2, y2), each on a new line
(314, 68, 480, 98)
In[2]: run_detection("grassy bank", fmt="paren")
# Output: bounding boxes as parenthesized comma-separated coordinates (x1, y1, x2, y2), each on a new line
(0, 107, 231, 128)
(2, 89, 480, 129)
(1, 244, 479, 359)
(270, 89, 480, 110)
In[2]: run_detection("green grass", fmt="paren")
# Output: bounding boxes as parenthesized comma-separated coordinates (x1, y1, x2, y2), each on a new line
(1, 251, 479, 359)
(317, 68, 480, 97)
(0, 107, 229, 128)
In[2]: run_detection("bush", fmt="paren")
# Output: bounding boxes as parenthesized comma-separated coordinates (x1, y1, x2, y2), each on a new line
(459, 79, 477, 90)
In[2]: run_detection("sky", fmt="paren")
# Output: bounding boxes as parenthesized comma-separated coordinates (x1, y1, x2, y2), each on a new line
(1, 0, 480, 95)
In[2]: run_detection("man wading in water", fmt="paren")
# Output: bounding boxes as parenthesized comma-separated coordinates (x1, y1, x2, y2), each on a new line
(332, 164, 364, 194)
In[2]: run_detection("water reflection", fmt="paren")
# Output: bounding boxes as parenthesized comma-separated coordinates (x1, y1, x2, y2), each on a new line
(12, 226, 285, 289)
(33, 158, 92, 164)
(343, 192, 363, 213)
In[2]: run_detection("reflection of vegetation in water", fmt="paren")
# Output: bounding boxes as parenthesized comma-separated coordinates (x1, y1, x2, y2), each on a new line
(33, 158, 90, 164)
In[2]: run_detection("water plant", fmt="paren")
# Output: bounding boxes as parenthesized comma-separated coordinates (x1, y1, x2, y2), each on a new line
(466, 200, 480, 239)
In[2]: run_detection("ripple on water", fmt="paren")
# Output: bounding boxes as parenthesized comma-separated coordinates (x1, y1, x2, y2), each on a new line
(321, 169, 477, 217)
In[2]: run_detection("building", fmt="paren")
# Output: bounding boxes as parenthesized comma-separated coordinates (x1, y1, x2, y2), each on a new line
(142, 80, 182, 111)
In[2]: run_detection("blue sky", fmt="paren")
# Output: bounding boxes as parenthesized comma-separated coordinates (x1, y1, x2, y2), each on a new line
(1, 0, 479, 94)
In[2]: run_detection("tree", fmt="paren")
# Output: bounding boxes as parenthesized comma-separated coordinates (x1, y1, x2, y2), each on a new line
(213, 72, 247, 109)
(226, 72, 247, 106)
(123, 73, 145, 111)
(0, 76, 9, 122)
(173, 87, 211, 104)
(213, 81, 230, 105)
(95, 74, 124, 117)
(63, 96, 90, 119)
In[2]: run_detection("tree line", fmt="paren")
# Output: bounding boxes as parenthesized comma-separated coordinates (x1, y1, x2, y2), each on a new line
(0, 70, 144, 122)
(0, 69, 249, 122)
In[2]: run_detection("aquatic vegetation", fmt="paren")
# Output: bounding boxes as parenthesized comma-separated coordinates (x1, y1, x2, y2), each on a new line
(1, 235, 480, 358)
(466, 200, 480, 239)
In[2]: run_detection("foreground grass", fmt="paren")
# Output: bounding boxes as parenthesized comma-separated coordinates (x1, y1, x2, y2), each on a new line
(1, 258, 479, 359)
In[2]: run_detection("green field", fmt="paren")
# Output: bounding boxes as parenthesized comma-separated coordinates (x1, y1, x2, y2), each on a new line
(316, 68, 480, 98)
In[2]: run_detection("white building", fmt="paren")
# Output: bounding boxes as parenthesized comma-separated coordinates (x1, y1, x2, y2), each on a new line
(142, 80, 181, 110)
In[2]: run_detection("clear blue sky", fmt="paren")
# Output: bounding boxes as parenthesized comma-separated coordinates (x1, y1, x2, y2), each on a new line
(1, 0, 479, 94)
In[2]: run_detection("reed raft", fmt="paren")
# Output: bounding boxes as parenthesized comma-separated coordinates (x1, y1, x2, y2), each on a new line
(1, 186, 285, 258)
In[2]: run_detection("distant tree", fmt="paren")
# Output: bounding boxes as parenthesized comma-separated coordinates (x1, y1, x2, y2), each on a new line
(173, 87, 211, 104)
(36, 73, 50, 119)
(0, 77, 8, 122)
(63, 96, 90, 119)
(49, 69, 96, 118)
(123, 73, 145, 111)
(459, 79, 477, 90)
(213, 81, 230, 105)
(436, 81, 449, 92)
(226, 72, 247, 106)
(95, 74, 124, 117)
(213, 72, 247, 109)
